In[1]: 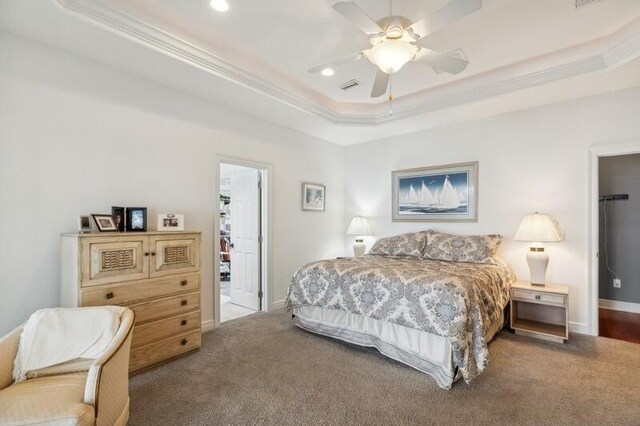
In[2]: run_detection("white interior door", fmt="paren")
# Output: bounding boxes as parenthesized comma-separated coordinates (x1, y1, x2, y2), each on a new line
(230, 166, 261, 310)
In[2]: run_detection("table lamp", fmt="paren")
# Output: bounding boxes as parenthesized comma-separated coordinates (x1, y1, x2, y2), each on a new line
(347, 216, 373, 257)
(514, 212, 562, 286)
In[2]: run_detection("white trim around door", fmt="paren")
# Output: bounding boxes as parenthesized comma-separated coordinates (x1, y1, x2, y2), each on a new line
(588, 141, 640, 336)
(214, 155, 273, 328)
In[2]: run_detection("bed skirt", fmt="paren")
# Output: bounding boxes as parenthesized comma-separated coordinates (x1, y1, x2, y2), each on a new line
(293, 306, 504, 390)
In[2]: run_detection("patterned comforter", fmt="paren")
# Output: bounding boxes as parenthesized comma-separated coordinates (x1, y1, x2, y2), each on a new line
(286, 255, 514, 383)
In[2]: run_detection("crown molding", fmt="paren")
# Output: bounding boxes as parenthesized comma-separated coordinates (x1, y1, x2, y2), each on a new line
(55, 0, 640, 127)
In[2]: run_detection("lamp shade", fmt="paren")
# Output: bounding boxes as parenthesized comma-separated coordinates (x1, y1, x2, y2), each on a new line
(514, 213, 562, 242)
(347, 216, 373, 236)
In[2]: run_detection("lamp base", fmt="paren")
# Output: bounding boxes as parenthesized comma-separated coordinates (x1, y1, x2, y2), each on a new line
(353, 238, 366, 257)
(526, 244, 549, 286)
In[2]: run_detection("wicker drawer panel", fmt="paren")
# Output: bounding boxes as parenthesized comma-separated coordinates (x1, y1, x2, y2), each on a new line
(130, 329, 201, 373)
(81, 274, 199, 307)
(128, 292, 200, 324)
(132, 310, 201, 348)
(512, 289, 565, 306)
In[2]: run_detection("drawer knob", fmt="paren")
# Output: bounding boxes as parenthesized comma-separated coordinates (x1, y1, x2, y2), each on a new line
(151, 252, 156, 256)
(181, 320, 188, 326)
(144, 252, 149, 256)
(181, 280, 188, 286)
(535, 295, 541, 300)
(181, 339, 188, 346)
(181, 300, 188, 306)
(106, 292, 114, 300)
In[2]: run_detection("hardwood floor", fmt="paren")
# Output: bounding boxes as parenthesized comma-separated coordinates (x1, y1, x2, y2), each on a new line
(599, 308, 640, 344)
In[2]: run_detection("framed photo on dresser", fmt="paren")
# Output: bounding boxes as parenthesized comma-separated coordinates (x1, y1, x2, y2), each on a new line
(126, 207, 147, 232)
(91, 214, 118, 232)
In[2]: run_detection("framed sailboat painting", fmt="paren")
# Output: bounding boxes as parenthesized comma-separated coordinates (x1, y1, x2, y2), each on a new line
(392, 162, 478, 222)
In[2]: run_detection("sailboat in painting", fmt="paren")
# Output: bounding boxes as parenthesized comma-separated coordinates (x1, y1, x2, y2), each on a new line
(399, 175, 468, 214)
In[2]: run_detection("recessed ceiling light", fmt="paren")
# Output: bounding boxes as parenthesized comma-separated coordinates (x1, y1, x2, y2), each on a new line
(321, 68, 335, 77)
(210, 0, 229, 12)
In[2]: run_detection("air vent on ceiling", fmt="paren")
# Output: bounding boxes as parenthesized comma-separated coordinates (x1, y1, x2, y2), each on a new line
(340, 79, 360, 90)
(575, 0, 599, 7)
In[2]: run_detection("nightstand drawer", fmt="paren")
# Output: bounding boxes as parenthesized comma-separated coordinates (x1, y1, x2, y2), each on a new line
(512, 289, 566, 305)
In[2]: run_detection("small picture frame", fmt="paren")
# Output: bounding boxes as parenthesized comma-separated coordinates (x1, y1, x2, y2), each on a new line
(78, 215, 92, 233)
(111, 206, 126, 232)
(302, 182, 326, 211)
(92, 214, 118, 232)
(126, 207, 147, 232)
(157, 213, 184, 231)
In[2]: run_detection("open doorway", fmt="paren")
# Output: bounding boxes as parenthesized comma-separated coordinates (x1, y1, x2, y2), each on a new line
(219, 162, 265, 323)
(597, 153, 640, 343)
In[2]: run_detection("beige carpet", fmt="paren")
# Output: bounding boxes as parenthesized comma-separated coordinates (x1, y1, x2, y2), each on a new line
(129, 309, 640, 425)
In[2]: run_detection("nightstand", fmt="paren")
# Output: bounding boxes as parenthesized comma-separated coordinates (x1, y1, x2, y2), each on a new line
(510, 280, 569, 343)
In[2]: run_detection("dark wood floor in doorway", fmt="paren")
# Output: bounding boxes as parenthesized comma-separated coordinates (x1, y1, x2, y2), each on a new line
(599, 308, 640, 344)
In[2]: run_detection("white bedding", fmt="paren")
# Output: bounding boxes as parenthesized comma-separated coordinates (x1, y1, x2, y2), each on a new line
(293, 305, 504, 389)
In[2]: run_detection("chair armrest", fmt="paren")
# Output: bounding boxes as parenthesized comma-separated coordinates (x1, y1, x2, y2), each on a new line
(0, 326, 23, 390)
(84, 309, 134, 426)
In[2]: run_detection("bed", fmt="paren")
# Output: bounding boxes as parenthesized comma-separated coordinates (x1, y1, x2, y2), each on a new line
(286, 231, 515, 389)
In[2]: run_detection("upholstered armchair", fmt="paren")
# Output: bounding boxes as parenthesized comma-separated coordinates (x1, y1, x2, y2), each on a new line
(0, 308, 134, 426)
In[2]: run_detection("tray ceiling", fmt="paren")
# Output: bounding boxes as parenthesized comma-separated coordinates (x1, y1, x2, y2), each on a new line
(103, 0, 640, 103)
(1, 0, 639, 144)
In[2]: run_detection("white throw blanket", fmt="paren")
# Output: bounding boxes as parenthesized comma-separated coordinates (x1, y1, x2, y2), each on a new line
(13, 306, 125, 383)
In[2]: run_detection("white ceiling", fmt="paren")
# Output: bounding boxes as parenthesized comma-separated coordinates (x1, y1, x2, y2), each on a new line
(1, 0, 640, 145)
(104, 0, 640, 103)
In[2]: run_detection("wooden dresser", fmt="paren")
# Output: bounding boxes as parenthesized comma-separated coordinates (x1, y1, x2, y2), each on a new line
(61, 231, 202, 373)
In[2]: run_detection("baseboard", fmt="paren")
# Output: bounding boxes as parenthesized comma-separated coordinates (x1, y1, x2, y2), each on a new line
(272, 299, 286, 310)
(599, 298, 640, 314)
(201, 319, 215, 333)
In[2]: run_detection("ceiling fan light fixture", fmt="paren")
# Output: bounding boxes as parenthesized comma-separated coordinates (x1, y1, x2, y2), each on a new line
(210, 0, 229, 12)
(321, 68, 335, 77)
(367, 39, 417, 74)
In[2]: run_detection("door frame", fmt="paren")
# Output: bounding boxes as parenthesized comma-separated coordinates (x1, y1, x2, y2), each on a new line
(588, 141, 640, 336)
(214, 155, 272, 327)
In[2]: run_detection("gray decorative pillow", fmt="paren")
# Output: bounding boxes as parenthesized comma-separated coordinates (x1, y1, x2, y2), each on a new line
(423, 231, 503, 264)
(369, 231, 428, 258)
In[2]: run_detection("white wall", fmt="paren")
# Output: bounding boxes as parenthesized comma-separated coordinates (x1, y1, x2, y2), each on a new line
(0, 32, 345, 336)
(345, 87, 640, 334)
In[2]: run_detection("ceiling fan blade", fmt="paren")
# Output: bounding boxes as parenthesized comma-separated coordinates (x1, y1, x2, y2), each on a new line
(371, 69, 390, 98)
(308, 52, 363, 74)
(333, 2, 385, 36)
(415, 48, 469, 74)
(410, 0, 482, 40)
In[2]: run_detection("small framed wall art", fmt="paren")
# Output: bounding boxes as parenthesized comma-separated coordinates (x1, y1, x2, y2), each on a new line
(126, 207, 147, 232)
(302, 182, 326, 211)
(158, 213, 184, 231)
(92, 214, 118, 232)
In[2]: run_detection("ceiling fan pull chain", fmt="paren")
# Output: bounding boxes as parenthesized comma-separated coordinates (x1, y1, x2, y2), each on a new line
(389, 75, 393, 115)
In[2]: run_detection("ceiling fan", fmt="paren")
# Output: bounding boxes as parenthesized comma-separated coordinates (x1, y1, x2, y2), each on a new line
(309, 0, 482, 98)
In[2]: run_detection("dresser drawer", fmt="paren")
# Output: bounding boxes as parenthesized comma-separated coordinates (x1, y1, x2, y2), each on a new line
(128, 292, 199, 324)
(132, 310, 201, 347)
(512, 289, 566, 305)
(81, 274, 199, 307)
(130, 329, 201, 373)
